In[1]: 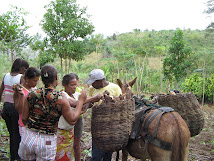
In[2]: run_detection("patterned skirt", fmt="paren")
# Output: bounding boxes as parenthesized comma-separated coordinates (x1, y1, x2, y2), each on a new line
(55, 128, 74, 161)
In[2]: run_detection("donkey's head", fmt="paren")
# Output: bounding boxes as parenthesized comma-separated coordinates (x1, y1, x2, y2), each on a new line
(117, 77, 137, 95)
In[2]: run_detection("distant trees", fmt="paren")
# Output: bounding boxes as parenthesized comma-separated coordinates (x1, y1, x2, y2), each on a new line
(41, 0, 94, 77)
(0, 6, 31, 63)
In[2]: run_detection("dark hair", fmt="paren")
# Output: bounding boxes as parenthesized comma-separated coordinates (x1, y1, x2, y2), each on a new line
(62, 73, 79, 86)
(24, 67, 41, 79)
(21, 60, 29, 69)
(11, 58, 22, 73)
(70, 73, 79, 80)
(11, 58, 29, 73)
(41, 65, 57, 86)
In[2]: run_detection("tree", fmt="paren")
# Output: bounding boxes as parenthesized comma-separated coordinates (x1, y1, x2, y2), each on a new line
(163, 28, 192, 91)
(90, 34, 104, 67)
(30, 34, 55, 68)
(205, 0, 214, 32)
(41, 0, 94, 78)
(0, 6, 31, 63)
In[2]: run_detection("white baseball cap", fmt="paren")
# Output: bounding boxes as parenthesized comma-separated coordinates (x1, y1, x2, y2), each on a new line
(86, 69, 106, 84)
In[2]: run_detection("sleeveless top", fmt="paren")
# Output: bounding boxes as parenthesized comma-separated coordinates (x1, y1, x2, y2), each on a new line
(3, 73, 22, 103)
(58, 91, 81, 130)
(26, 87, 63, 135)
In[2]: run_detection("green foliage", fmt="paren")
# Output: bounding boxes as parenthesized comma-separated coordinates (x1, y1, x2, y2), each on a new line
(206, 74, 214, 102)
(30, 35, 55, 68)
(205, 0, 214, 14)
(0, 54, 11, 79)
(90, 34, 104, 53)
(41, 0, 94, 76)
(41, 0, 94, 58)
(0, 6, 31, 61)
(205, 0, 214, 36)
(163, 28, 192, 83)
(182, 73, 203, 97)
(182, 73, 214, 102)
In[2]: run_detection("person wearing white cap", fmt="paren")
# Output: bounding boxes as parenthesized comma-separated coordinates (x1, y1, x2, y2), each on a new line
(86, 69, 122, 161)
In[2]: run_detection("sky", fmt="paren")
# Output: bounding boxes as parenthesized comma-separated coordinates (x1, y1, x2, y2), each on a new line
(0, 0, 213, 37)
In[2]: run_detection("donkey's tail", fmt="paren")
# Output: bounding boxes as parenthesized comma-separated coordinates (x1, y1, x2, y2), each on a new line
(171, 112, 190, 161)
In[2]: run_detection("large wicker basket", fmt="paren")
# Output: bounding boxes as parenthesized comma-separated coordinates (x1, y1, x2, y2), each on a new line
(91, 98, 135, 151)
(156, 92, 204, 137)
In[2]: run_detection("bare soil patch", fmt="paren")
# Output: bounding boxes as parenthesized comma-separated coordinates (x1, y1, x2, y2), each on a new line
(1, 105, 213, 160)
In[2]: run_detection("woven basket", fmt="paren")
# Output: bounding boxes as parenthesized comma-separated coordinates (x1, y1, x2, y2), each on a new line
(156, 92, 204, 137)
(91, 98, 135, 151)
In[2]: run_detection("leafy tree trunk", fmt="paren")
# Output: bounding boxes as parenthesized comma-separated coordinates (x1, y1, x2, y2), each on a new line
(65, 58, 68, 74)
(96, 52, 99, 68)
(160, 74, 163, 93)
(68, 58, 71, 74)
(202, 60, 206, 106)
(111, 62, 115, 83)
(166, 79, 171, 93)
(133, 59, 139, 93)
(11, 49, 14, 64)
(213, 92, 214, 104)
(117, 61, 120, 79)
(160, 55, 163, 93)
(139, 55, 147, 92)
(60, 57, 63, 80)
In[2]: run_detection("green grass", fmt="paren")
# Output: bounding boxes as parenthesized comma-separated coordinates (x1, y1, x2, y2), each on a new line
(0, 118, 10, 159)
(199, 140, 206, 144)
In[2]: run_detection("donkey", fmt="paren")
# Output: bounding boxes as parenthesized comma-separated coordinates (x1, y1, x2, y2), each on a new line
(116, 78, 190, 161)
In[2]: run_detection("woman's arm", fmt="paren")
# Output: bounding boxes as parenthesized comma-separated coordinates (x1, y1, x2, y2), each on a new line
(62, 90, 87, 125)
(22, 98, 29, 125)
(13, 84, 24, 114)
(13, 92, 24, 114)
(85, 93, 103, 104)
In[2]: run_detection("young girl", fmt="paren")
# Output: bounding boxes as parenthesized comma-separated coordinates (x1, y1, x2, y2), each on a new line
(13, 67, 41, 136)
(56, 73, 102, 161)
(0, 58, 29, 161)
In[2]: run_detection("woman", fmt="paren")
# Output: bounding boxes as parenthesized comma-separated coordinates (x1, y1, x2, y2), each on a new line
(18, 65, 87, 160)
(13, 67, 41, 136)
(0, 58, 29, 161)
(56, 73, 102, 161)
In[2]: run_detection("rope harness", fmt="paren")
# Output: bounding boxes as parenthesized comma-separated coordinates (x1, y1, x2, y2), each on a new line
(130, 96, 175, 152)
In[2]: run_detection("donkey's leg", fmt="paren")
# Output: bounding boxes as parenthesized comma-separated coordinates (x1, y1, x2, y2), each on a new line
(122, 147, 129, 161)
(182, 146, 189, 161)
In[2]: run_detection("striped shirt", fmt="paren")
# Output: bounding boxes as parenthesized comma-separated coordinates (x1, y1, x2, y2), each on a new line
(3, 73, 22, 103)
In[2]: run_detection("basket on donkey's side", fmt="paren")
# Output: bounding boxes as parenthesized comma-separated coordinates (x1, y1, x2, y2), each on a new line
(155, 92, 204, 137)
(91, 98, 135, 152)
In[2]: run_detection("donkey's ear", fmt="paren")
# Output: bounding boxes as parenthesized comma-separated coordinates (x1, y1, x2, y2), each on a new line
(117, 79, 123, 89)
(128, 77, 137, 87)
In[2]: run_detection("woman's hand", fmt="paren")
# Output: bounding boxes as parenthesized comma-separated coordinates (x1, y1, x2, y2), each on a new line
(78, 89, 87, 103)
(81, 103, 89, 114)
(13, 84, 24, 95)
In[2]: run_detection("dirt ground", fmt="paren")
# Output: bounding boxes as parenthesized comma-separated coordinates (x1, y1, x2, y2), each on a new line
(0, 105, 213, 161)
